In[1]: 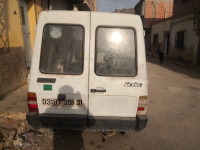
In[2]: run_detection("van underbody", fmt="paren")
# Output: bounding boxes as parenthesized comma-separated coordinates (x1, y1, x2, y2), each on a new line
(27, 112, 148, 131)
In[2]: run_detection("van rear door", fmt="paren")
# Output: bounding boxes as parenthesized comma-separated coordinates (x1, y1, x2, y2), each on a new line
(89, 13, 147, 117)
(29, 12, 90, 116)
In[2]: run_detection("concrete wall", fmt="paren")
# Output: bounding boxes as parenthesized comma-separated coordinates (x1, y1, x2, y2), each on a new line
(50, 0, 69, 10)
(0, 0, 27, 98)
(85, 0, 96, 11)
(151, 19, 171, 43)
(26, 0, 43, 50)
(151, 19, 171, 52)
(170, 15, 199, 63)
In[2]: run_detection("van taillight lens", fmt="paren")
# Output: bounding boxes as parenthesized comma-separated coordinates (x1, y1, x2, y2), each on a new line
(27, 92, 38, 112)
(137, 96, 147, 115)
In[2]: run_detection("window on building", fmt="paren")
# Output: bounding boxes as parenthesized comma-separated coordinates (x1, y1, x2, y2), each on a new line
(175, 31, 185, 49)
(182, 0, 190, 4)
(153, 34, 158, 45)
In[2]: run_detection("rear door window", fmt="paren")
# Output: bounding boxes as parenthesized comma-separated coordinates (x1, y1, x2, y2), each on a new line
(40, 24, 84, 74)
(95, 27, 137, 76)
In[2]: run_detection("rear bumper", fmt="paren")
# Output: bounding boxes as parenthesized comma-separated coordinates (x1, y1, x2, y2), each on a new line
(26, 112, 148, 131)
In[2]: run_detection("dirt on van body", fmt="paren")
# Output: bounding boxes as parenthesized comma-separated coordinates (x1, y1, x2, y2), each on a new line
(0, 56, 200, 150)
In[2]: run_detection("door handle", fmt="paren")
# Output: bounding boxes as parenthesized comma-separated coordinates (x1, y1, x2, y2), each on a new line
(90, 89, 106, 93)
(58, 94, 66, 101)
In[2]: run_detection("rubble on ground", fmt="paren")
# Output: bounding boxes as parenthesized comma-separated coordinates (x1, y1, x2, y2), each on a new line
(0, 119, 54, 149)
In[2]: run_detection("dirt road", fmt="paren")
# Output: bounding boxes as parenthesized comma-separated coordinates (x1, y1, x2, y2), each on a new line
(0, 56, 200, 150)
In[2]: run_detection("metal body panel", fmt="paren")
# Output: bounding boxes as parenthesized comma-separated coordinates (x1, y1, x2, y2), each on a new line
(89, 12, 148, 117)
(29, 11, 148, 120)
(29, 11, 90, 115)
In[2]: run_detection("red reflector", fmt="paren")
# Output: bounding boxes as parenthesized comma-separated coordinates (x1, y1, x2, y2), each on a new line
(29, 104, 38, 108)
(28, 104, 38, 112)
(137, 107, 145, 111)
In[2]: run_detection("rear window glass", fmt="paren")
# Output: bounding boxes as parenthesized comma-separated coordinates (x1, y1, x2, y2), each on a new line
(95, 27, 137, 76)
(40, 24, 84, 74)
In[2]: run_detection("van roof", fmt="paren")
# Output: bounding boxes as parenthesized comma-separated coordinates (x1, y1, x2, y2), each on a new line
(38, 10, 140, 18)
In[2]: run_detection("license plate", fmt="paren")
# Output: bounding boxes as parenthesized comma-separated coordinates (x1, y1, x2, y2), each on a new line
(42, 99, 82, 107)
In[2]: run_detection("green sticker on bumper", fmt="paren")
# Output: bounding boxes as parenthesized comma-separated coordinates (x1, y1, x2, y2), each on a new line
(43, 84, 52, 91)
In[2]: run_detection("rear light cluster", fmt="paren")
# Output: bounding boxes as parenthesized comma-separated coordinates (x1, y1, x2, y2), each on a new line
(137, 96, 147, 115)
(27, 92, 38, 112)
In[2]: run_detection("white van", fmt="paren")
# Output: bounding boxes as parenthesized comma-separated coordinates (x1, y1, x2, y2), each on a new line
(26, 11, 148, 132)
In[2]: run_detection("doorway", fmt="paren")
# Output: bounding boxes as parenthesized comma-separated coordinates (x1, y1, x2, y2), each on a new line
(164, 34, 169, 55)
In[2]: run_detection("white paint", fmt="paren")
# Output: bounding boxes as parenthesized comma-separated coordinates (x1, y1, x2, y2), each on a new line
(29, 11, 90, 115)
(29, 11, 148, 118)
(89, 12, 147, 117)
(171, 17, 195, 48)
(151, 19, 171, 44)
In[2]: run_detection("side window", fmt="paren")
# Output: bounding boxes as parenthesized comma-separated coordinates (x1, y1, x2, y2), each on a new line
(95, 27, 137, 77)
(40, 24, 84, 74)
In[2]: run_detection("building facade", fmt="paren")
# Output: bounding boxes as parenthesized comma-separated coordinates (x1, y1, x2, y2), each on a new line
(113, 8, 135, 14)
(151, 18, 171, 55)
(0, 0, 96, 98)
(170, 0, 200, 65)
(0, 0, 27, 98)
(135, 0, 173, 51)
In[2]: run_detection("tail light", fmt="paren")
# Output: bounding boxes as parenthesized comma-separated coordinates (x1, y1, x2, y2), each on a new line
(27, 92, 38, 112)
(137, 96, 147, 115)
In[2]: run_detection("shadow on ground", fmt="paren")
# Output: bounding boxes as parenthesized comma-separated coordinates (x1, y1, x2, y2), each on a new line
(53, 129, 84, 150)
(146, 55, 200, 79)
(41, 85, 95, 150)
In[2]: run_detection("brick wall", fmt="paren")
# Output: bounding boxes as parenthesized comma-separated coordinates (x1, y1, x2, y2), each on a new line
(135, 0, 173, 28)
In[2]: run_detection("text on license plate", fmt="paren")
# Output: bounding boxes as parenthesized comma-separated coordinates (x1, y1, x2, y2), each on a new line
(42, 99, 82, 107)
